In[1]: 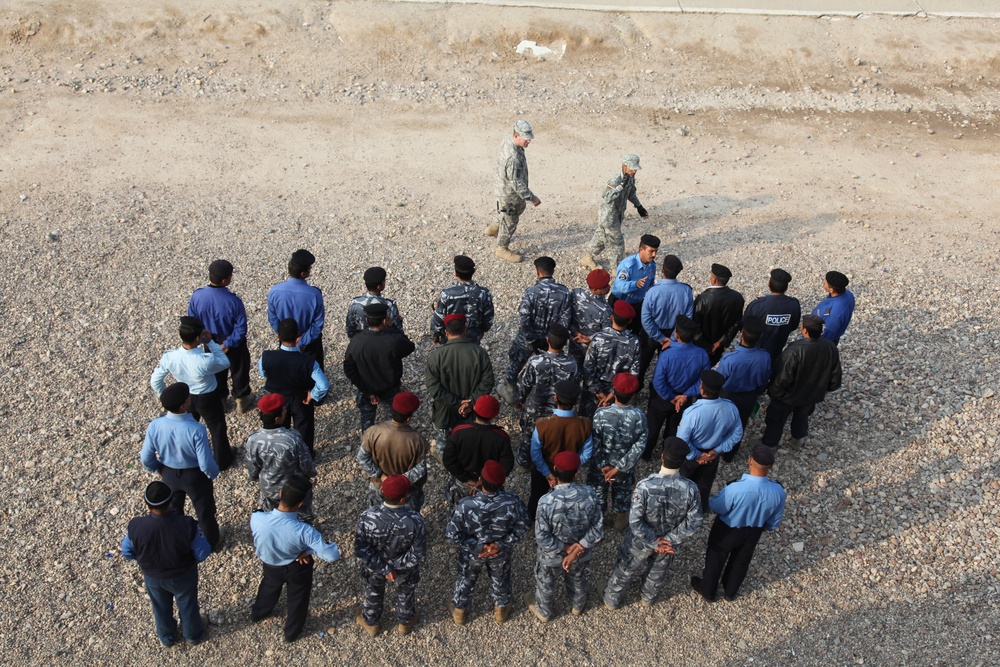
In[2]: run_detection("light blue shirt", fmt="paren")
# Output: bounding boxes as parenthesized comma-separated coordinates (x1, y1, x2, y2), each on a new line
(121, 524, 211, 563)
(641, 279, 694, 342)
(267, 278, 325, 347)
(140, 412, 219, 479)
(151, 342, 230, 396)
(710, 474, 786, 530)
(530, 408, 594, 477)
(250, 508, 341, 566)
(716, 345, 772, 395)
(676, 398, 743, 458)
(811, 290, 855, 343)
(612, 254, 656, 304)
(257, 345, 329, 402)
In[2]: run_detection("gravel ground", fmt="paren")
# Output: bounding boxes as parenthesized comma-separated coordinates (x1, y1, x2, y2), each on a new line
(1, 1, 998, 665)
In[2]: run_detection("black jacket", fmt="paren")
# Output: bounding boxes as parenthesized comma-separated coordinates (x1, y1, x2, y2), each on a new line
(693, 286, 745, 359)
(443, 422, 514, 483)
(768, 336, 842, 406)
(343, 329, 416, 396)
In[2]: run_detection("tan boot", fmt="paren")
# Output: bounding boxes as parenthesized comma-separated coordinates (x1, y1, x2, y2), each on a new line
(614, 512, 629, 532)
(396, 614, 420, 635)
(484, 222, 500, 237)
(356, 612, 379, 638)
(580, 253, 599, 270)
(236, 395, 254, 414)
(449, 602, 466, 626)
(495, 246, 523, 263)
(494, 605, 510, 625)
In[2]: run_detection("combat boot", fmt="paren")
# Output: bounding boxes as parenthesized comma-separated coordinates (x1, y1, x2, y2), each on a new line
(396, 614, 420, 635)
(788, 436, 807, 452)
(613, 512, 629, 532)
(449, 602, 466, 626)
(356, 612, 379, 638)
(496, 381, 517, 406)
(495, 246, 522, 263)
(236, 395, 254, 414)
(580, 253, 598, 270)
(494, 605, 510, 625)
(484, 222, 500, 237)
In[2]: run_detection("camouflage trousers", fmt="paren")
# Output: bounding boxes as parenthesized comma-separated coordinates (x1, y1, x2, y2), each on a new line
(452, 552, 514, 609)
(587, 222, 625, 267)
(585, 466, 635, 514)
(603, 539, 675, 607)
(355, 386, 401, 433)
(360, 566, 420, 625)
(517, 405, 547, 469)
(577, 391, 598, 419)
(445, 476, 475, 507)
(497, 199, 527, 249)
(533, 556, 591, 619)
(503, 337, 534, 386)
(366, 482, 425, 512)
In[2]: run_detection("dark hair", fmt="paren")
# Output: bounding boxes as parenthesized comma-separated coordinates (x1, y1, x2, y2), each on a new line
(456, 269, 475, 281)
(768, 278, 788, 294)
(547, 329, 568, 351)
(209, 269, 232, 285)
(742, 328, 762, 347)
(662, 266, 680, 280)
(803, 322, 823, 339)
(715, 274, 730, 286)
(277, 318, 299, 344)
(702, 384, 721, 400)
(611, 313, 630, 327)
(553, 467, 576, 483)
(179, 320, 201, 344)
(261, 411, 282, 428)
(280, 476, 312, 507)
(288, 250, 315, 277)
(613, 389, 635, 404)
(480, 479, 501, 494)
(534, 256, 556, 276)
(366, 315, 385, 328)
(390, 407, 411, 422)
(555, 397, 575, 410)
(444, 318, 467, 336)
(675, 327, 693, 344)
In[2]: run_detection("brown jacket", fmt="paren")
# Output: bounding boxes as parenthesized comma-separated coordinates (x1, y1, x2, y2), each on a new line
(534, 413, 592, 470)
(361, 421, 429, 488)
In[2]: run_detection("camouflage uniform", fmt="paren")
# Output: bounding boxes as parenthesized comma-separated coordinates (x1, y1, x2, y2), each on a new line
(533, 482, 604, 618)
(357, 422, 429, 511)
(244, 426, 317, 521)
(345, 293, 404, 338)
(585, 404, 648, 513)
(444, 491, 531, 609)
(514, 351, 579, 468)
(504, 277, 572, 386)
(568, 288, 612, 370)
(587, 170, 643, 267)
(494, 135, 536, 249)
(354, 504, 427, 626)
(603, 472, 703, 607)
(581, 327, 641, 417)
(430, 281, 495, 344)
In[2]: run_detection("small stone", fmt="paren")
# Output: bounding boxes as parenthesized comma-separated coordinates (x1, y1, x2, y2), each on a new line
(109, 507, 120, 516)
(676, 127, 690, 136)
(792, 542, 804, 553)
(982, 388, 995, 399)
(47, 232, 60, 242)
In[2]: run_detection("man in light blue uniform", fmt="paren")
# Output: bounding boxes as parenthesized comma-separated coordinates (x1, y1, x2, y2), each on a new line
(612, 234, 660, 382)
(715, 315, 771, 462)
(267, 249, 326, 368)
(641, 253, 693, 349)
(811, 270, 855, 345)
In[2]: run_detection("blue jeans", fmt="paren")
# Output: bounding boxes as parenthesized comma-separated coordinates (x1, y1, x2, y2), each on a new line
(144, 567, 203, 646)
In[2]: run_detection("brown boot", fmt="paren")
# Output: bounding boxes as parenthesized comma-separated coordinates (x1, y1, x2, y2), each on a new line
(356, 612, 379, 638)
(580, 253, 598, 270)
(484, 222, 500, 237)
(396, 614, 420, 635)
(614, 512, 629, 531)
(449, 603, 466, 626)
(495, 246, 523, 263)
(494, 605, 510, 625)
(236, 395, 254, 414)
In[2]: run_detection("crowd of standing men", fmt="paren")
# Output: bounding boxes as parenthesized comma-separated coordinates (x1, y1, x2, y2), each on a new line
(122, 120, 855, 647)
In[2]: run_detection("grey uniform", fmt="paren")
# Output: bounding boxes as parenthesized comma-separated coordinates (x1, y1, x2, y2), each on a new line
(581, 327, 641, 417)
(244, 426, 317, 520)
(533, 483, 604, 618)
(587, 171, 643, 267)
(444, 491, 531, 610)
(504, 277, 572, 386)
(354, 504, 426, 626)
(346, 293, 404, 338)
(568, 288, 613, 369)
(494, 135, 536, 248)
(603, 472, 703, 607)
(514, 351, 579, 468)
(430, 281, 495, 344)
(586, 404, 648, 513)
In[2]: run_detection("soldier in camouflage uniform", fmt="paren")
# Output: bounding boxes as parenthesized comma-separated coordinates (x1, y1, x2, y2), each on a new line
(581, 154, 649, 270)
(603, 437, 703, 609)
(354, 474, 427, 637)
(569, 269, 613, 371)
(512, 324, 579, 469)
(356, 393, 429, 511)
(528, 451, 604, 621)
(486, 119, 541, 263)
(345, 266, 404, 338)
(244, 393, 317, 522)
(444, 460, 530, 626)
(581, 300, 641, 418)
(586, 373, 648, 531)
(499, 256, 572, 399)
(430, 255, 495, 344)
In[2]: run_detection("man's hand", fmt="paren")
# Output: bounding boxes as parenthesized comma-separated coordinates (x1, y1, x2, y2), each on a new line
(572, 332, 591, 345)
(636, 277, 647, 289)
(199, 330, 213, 345)
(562, 543, 585, 571)
(546, 474, 557, 489)
(465, 480, 478, 494)
(531, 196, 541, 207)
(711, 341, 723, 354)
(303, 391, 314, 405)
(637, 205, 649, 218)
(458, 399, 472, 417)
(295, 551, 314, 565)
(385, 570, 396, 583)
(654, 538, 675, 555)
(697, 450, 718, 465)
(221, 345, 229, 353)
(478, 543, 499, 559)
(596, 392, 614, 408)
(671, 395, 688, 412)
(369, 394, 379, 406)
(660, 339, 672, 351)
(603, 466, 620, 484)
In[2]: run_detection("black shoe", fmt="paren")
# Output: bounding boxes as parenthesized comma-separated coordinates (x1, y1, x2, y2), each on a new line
(690, 576, 716, 603)
(724, 593, 738, 602)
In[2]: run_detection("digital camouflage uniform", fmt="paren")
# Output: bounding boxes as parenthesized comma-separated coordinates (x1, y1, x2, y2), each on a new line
(345, 293, 404, 338)
(244, 426, 317, 521)
(533, 483, 604, 618)
(444, 491, 531, 610)
(603, 472, 703, 607)
(494, 135, 535, 249)
(581, 327, 641, 417)
(430, 281, 495, 344)
(354, 504, 427, 626)
(514, 352, 579, 468)
(357, 422, 429, 511)
(504, 277, 572, 386)
(586, 404, 648, 513)
(568, 288, 612, 370)
(587, 171, 643, 268)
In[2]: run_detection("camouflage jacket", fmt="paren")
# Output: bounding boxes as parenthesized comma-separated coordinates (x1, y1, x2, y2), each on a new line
(626, 473, 703, 552)
(346, 292, 404, 338)
(582, 327, 641, 395)
(430, 281, 495, 344)
(354, 504, 427, 575)
(597, 170, 641, 227)
(516, 351, 579, 412)
(494, 135, 534, 206)
(516, 278, 572, 346)
(244, 427, 316, 508)
(590, 404, 647, 473)
(535, 483, 604, 566)
(444, 491, 530, 559)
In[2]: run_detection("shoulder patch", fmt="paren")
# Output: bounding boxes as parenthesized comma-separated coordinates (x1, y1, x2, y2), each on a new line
(617, 270, 629, 281)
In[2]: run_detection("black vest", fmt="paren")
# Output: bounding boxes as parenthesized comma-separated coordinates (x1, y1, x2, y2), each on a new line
(126, 512, 199, 579)
(261, 349, 316, 398)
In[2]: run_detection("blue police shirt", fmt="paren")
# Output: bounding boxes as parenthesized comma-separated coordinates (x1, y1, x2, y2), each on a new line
(641, 279, 694, 342)
(812, 290, 855, 343)
(267, 278, 325, 347)
(676, 398, 743, 458)
(250, 508, 341, 566)
(612, 254, 656, 304)
(716, 345, 772, 394)
(709, 474, 786, 529)
(651, 341, 709, 400)
(140, 412, 219, 479)
(188, 285, 248, 349)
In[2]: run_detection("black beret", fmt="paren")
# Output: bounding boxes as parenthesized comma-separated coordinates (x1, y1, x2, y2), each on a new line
(770, 268, 792, 284)
(700, 369, 725, 392)
(209, 259, 233, 279)
(454, 255, 475, 272)
(662, 254, 683, 274)
(640, 234, 661, 248)
(144, 481, 173, 508)
(548, 323, 571, 340)
(662, 436, 689, 468)
(751, 444, 775, 466)
(741, 315, 765, 336)
(825, 270, 849, 290)
(160, 383, 190, 412)
(802, 313, 824, 330)
(290, 249, 316, 266)
(363, 266, 387, 288)
(363, 301, 389, 318)
(554, 379, 582, 403)
(674, 314, 697, 337)
(711, 263, 732, 279)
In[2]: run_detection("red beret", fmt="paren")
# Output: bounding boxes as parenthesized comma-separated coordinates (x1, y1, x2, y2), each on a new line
(613, 300, 636, 319)
(473, 395, 500, 420)
(613, 372, 640, 394)
(443, 313, 466, 325)
(257, 393, 287, 414)
(586, 269, 611, 290)
(553, 450, 580, 472)
(392, 392, 420, 415)
(380, 474, 410, 500)
(481, 459, 506, 486)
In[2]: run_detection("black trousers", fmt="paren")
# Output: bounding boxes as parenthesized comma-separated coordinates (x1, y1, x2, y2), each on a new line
(162, 467, 220, 551)
(213, 339, 252, 399)
(720, 389, 758, 463)
(300, 335, 325, 372)
(696, 517, 765, 600)
(761, 397, 814, 447)
(189, 392, 234, 470)
(680, 456, 720, 513)
(282, 398, 316, 456)
(527, 469, 552, 521)
(252, 559, 314, 642)
(644, 391, 687, 459)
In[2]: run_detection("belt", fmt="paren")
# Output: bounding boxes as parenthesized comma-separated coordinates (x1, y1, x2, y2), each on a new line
(163, 465, 200, 473)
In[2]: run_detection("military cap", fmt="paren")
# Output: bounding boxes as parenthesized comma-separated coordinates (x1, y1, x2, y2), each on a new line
(613, 300, 636, 319)
(751, 444, 776, 467)
(548, 323, 571, 340)
(160, 383, 190, 412)
(802, 314, 824, 331)
(380, 474, 410, 500)
(514, 119, 534, 140)
(454, 255, 475, 272)
(363, 266, 387, 288)
(674, 314, 697, 338)
(741, 315, 765, 336)
(144, 481, 173, 508)
(392, 392, 420, 415)
(622, 154, 642, 170)
(700, 369, 725, 393)
(554, 380, 581, 404)
(481, 460, 507, 486)
(586, 269, 611, 290)
(209, 259, 233, 280)
(443, 313, 466, 326)
(662, 254, 683, 274)
(553, 450, 580, 472)
(363, 301, 389, 318)
(640, 234, 661, 249)
(711, 263, 732, 279)
(825, 270, 849, 290)
(770, 268, 792, 285)
(662, 436, 689, 468)
(257, 393, 287, 414)
(473, 395, 500, 420)
(613, 372, 640, 395)
(290, 249, 316, 267)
